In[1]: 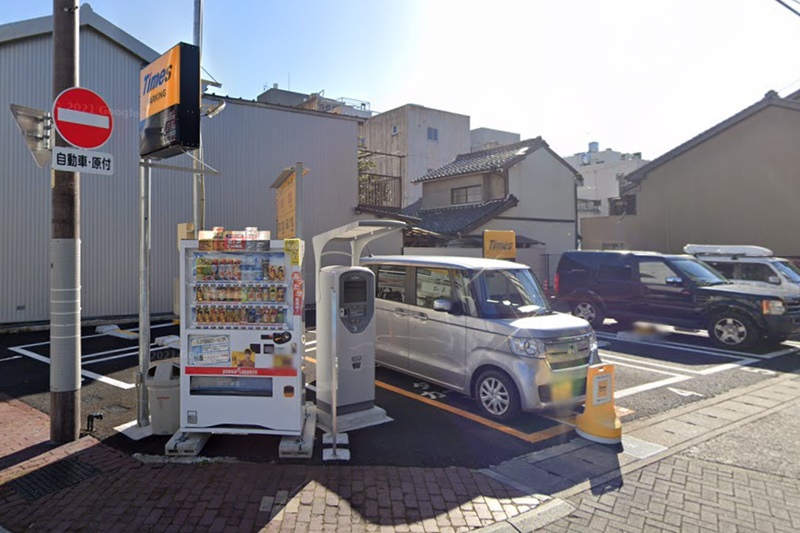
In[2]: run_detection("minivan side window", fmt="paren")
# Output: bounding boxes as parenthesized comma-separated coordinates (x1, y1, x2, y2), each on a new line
(376, 265, 407, 302)
(638, 260, 679, 285)
(415, 268, 452, 309)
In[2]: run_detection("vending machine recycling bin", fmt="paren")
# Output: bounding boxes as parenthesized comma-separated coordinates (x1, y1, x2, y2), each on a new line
(316, 266, 375, 415)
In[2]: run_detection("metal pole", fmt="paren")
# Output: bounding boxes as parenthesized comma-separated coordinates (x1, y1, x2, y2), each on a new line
(192, 0, 204, 232)
(330, 286, 339, 456)
(295, 162, 303, 241)
(50, 0, 80, 444)
(137, 159, 151, 427)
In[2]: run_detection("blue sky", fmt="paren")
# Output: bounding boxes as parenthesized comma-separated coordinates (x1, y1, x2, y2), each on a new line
(4, 1, 800, 159)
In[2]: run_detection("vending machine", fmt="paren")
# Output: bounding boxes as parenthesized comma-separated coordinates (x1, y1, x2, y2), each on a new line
(179, 234, 305, 435)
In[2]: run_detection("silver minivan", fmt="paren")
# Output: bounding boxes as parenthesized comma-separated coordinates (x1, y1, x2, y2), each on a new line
(361, 255, 599, 421)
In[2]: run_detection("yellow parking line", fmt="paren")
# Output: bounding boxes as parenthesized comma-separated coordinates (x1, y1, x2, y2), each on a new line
(375, 381, 573, 444)
(303, 354, 573, 444)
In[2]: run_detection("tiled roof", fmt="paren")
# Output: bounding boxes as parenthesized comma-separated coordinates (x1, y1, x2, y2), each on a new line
(400, 195, 519, 235)
(413, 138, 546, 183)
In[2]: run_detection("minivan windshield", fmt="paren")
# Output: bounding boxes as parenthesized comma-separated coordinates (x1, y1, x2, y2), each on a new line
(469, 268, 550, 319)
(774, 261, 800, 284)
(670, 258, 730, 286)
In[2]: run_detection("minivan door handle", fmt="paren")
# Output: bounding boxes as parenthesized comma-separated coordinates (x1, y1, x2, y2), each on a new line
(394, 308, 407, 317)
(412, 312, 428, 322)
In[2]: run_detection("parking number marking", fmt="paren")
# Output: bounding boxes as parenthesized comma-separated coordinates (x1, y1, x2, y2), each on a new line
(420, 391, 446, 400)
(413, 382, 431, 390)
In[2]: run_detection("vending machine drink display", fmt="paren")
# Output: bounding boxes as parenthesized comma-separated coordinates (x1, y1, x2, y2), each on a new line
(179, 234, 305, 435)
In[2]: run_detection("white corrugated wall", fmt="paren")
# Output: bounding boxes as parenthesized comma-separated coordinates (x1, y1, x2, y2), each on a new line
(0, 28, 359, 324)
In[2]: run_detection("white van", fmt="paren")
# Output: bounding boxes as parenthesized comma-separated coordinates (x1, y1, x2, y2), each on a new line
(684, 245, 800, 295)
(360, 256, 599, 421)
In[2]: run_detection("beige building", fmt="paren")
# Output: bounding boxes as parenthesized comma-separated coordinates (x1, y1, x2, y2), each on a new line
(362, 104, 471, 208)
(582, 91, 800, 259)
(358, 138, 580, 285)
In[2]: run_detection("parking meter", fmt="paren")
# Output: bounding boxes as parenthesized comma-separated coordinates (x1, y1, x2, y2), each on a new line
(316, 266, 376, 415)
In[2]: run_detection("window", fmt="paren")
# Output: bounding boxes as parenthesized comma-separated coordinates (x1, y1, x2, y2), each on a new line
(470, 268, 549, 319)
(391, 124, 398, 136)
(598, 264, 632, 281)
(739, 263, 778, 283)
(415, 268, 452, 309)
(775, 261, 800, 283)
(451, 185, 482, 205)
(427, 127, 438, 142)
(638, 260, 679, 285)
(706, 261, 735, 279)
(452, 270, 477, 317)
(376, 265, 406, 302)
(609, 194, 636, 215)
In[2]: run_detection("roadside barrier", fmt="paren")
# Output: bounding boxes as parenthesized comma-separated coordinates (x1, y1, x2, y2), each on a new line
(576, 363, 622, 444)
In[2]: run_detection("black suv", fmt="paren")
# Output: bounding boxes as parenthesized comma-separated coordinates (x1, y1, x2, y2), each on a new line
(555, 251, 800, 350)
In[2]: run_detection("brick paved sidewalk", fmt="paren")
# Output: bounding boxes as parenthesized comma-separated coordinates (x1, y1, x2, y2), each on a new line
(0, 394, 546, 532)
(540, 453, 800, 533)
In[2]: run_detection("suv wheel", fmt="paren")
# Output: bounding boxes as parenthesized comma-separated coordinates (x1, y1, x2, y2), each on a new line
(708, 311, 759, 350)
(475, 370, 521, 421)
(572, 300, 605, 327)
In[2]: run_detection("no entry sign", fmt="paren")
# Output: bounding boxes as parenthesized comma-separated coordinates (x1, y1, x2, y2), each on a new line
(52, 87, 113, 150)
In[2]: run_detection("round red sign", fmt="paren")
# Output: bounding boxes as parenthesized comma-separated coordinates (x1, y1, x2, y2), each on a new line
(52, 87, 113, 150)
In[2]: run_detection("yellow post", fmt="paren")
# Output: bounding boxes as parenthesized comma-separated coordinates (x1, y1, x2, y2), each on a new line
(576, 363, 622, 444)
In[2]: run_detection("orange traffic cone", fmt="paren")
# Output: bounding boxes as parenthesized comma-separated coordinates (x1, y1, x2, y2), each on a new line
(576, 363, 622, 444)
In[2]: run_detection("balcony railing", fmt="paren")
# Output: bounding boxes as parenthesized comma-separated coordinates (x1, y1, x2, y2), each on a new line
(358, 173, 402, 209)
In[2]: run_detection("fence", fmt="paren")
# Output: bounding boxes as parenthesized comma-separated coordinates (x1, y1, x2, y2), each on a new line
(358, 174, 402, 209)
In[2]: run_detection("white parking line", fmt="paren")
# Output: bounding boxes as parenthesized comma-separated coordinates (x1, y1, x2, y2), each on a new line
(10, 322, 176, 350)
(83, 345, 175, 365)
(9, 346, 135, 390)
(0, 355, 22, 363)
(605, 359, 685, 377)
(596, 331, 796, 360)
(616, 375, 691, 399)
(601, 353, 705, 375)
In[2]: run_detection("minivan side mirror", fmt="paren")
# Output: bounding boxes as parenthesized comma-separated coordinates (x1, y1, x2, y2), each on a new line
(665, 276, 683, 287)
(433, 298, 454, 313)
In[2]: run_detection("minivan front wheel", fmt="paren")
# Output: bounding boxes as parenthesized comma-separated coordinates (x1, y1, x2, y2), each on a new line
(572, 300, 605, 327)
(475, 370, 521, 421)
(708, 311, 759, 350)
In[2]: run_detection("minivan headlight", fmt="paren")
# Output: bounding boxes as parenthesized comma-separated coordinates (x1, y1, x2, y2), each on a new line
(762, 300, 786, 315)
(509, 338, 546, 358)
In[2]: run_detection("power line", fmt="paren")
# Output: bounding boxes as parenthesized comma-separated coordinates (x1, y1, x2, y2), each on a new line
(774, 0, 800, 18)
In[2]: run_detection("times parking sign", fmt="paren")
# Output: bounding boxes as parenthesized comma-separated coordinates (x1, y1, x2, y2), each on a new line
(139, 42, 200, 160)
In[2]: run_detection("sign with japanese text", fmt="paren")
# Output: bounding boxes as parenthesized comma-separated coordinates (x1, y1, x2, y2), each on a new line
(52, 146, 114, 176)
(276, 173, 296, 239)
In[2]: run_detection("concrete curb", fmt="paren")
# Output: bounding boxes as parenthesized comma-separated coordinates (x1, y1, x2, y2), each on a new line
(473, 499, 576, 533)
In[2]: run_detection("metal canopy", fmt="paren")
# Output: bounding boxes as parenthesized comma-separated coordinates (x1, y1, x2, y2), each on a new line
(313, 219, 406, 300)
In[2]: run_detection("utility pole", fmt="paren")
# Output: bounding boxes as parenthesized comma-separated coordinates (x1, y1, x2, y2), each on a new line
(192, 0, 204, 232)
(51, 0, 80, 443)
